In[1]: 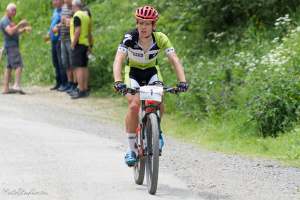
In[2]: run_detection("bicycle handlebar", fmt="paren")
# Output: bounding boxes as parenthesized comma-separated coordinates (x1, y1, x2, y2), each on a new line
(125, 86, 179, 95)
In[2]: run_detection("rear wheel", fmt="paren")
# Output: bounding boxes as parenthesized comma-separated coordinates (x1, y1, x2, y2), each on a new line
(145, 113, 160, 195)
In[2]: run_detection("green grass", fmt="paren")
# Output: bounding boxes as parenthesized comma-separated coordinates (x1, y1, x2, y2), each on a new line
(162, 112, 300, 167)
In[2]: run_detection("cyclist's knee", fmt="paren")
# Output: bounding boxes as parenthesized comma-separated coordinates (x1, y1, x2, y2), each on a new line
(128, 102, 139, 114)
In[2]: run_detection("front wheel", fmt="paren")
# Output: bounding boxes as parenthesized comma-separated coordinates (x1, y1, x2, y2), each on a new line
(145, 113, 160, 195)
(134, 125, 145, 185)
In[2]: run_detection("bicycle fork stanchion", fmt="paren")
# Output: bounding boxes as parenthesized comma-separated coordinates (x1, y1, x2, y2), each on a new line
(0, 47, 3, 63)
(134, 122, 146, 185)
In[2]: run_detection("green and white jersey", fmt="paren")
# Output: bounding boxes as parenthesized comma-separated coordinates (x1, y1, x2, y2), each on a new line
(118, 29, 175, 69)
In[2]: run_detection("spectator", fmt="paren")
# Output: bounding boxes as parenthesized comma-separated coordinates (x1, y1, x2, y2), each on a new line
(59, 0, 78, 94)
(48, 0, 68, 91)
(0, 3, 30, 94)
(70, 0, 93, 99)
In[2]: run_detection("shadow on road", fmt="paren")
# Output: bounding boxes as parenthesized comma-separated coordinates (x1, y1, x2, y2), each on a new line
(135, 184, 231, 200)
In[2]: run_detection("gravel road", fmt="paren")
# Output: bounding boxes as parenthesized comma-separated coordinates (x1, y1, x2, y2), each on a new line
(0, 87, 299, 200)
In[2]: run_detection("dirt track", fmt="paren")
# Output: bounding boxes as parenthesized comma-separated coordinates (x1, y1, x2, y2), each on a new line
(0, 86, 299, 200)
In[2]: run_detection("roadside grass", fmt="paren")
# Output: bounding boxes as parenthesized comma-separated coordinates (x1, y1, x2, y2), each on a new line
(162, 112, 300, 168)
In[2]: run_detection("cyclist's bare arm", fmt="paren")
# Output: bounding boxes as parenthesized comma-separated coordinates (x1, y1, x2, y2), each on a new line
(113, 51, 127, 82)
(167, 52, 187, 82)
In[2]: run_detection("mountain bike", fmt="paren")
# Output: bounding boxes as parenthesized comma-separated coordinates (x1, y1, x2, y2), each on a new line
(124, 84, 179, 195)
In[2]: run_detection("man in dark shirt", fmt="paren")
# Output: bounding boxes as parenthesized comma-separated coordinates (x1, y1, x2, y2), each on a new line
(0, 3, 30, 94)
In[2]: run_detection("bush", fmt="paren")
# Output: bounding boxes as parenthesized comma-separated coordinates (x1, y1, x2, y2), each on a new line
(172, 0, 300, 32)
(245, 22, 300, 137)
(248, 75, 300, 137)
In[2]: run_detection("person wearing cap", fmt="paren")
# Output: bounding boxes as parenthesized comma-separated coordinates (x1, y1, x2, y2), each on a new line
(0, 3, 30, 94)
(70, 0, 93, 99)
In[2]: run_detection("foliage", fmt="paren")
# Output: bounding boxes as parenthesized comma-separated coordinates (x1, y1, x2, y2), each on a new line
(2, 0, 300, 139)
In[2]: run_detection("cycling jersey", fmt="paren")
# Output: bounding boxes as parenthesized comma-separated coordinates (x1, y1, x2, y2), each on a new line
(118, 29, 175, 69)
(118, 29, 175, 88)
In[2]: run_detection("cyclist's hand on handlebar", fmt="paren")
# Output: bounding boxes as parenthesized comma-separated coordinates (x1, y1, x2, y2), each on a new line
(177, 82, 189, 92)
(114, 81, 127, 94)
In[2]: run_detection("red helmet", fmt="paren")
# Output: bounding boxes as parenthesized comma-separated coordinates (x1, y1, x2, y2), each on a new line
(135, 6, 159, 22)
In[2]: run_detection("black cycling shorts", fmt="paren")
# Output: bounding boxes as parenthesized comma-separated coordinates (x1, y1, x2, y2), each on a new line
(129, 67, 158, 86)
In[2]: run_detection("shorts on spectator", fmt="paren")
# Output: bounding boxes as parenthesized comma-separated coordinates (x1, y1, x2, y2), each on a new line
(71, 44, 88, 68)
(5, 46, 23, 69)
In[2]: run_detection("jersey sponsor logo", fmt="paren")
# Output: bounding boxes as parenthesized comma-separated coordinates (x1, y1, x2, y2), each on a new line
(128, 48, 160, 61)
(118, 45, 128, 53)
(149, 53, 158, 60)
(132, 52, 143, 57)
(123, 34, 133, 44)
(165, 47, 175, 54)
